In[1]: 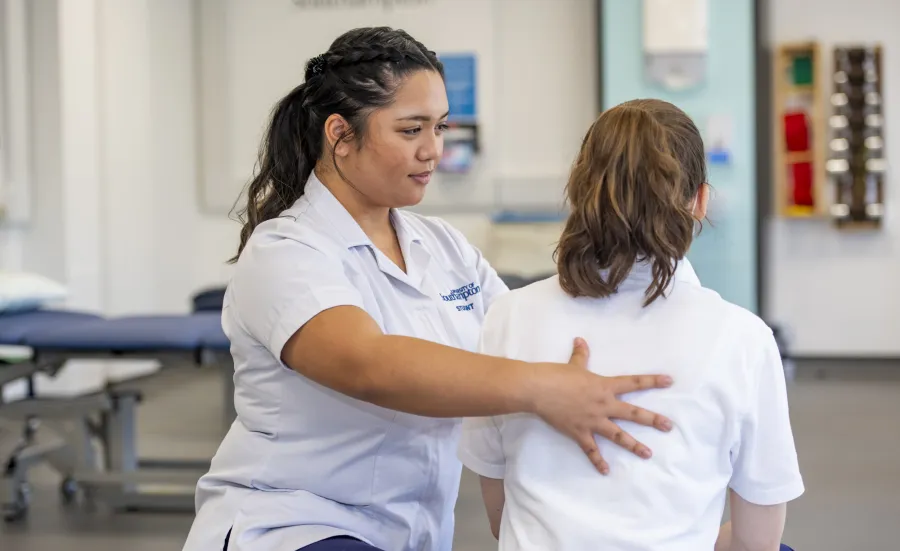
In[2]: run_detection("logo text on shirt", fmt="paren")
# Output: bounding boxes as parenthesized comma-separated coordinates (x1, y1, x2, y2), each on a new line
(440, 282, 481, 311)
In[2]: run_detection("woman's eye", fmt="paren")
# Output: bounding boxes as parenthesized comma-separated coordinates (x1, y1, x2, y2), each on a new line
(436, 123, 450, 133)
(403, 127, 422, 136)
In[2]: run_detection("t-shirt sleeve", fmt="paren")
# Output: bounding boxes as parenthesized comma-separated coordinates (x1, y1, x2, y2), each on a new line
(459, 416, 506, 479)
(729, 328, 805, 505)
(474, 248, 509, 311)
(230, 230, 366, 362)
(457, 301, 513, 479)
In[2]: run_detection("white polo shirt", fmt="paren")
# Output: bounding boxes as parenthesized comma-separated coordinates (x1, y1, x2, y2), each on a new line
(182, 172, 507, 551)
(458, 260, 804, 551)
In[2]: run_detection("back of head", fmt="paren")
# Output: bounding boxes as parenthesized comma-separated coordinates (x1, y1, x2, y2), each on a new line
(555, 99, 707, 306)
(230, 26, 443, 262)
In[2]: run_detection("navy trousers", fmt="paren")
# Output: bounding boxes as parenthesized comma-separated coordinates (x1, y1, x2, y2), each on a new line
(224, 530, 381, 551)
(299, 538, 792, 551)
(298, 537, 382, 550)
(226, 530, 793, 551)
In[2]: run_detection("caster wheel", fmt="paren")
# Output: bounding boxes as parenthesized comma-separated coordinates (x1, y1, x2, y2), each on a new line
(2, 484, 30, 523)
(60, 477, 79, 504)
(3, 503, 27, 523)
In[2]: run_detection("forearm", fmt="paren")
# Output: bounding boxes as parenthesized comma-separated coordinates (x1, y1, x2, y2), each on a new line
(283, 307, 538, 418)
(350, 334, 538, 417)
(479, 476, 506, 539)
(716, 519, 783, 551)
(714, 522, 732, 551)
(727, 491, 787, 551)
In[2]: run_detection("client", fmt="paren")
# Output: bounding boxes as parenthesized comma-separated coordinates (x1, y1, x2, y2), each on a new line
(458, 99, 804, 551)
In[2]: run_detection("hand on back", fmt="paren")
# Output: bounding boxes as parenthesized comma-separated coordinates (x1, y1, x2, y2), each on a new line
(530, 338, 674, 474)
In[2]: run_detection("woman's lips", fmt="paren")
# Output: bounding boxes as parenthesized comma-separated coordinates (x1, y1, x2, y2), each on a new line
(410, 171, 433, 185)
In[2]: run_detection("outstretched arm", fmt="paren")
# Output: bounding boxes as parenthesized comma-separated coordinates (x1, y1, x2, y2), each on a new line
(284, 306, 673, 472)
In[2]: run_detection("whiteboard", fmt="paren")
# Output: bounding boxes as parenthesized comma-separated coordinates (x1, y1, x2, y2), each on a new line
(0, 0, 32, 225)
(0, 0, 7, 222)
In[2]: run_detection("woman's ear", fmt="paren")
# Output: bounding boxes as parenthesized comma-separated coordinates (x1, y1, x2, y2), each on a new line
(324, 114, 353, 158)
(693, 183, 710, 220)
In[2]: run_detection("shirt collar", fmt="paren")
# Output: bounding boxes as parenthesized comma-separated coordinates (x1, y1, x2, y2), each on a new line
(303, 171, 373, 249)
(391, 210, 424, 252)
(613, 257, 701, 292)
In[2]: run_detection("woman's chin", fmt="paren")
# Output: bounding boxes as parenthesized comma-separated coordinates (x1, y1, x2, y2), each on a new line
(393, 188, 427, 209)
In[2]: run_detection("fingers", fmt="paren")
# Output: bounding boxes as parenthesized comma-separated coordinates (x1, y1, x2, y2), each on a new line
(610, 401, 673, 432)
(567, 338, 590, 370)
(608, 373, 673, 394)
(576, 434, 609, 475)
(595, 419, 652, 460)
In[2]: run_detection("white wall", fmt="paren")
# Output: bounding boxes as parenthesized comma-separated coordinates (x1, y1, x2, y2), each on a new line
(0, 0, 32, 271)
(22, 0, 65, 282)
(766, 0, 900, 356)
(149, 0, 236, 313)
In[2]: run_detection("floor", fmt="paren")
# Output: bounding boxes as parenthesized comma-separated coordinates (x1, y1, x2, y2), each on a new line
(0, 362, 898, 550)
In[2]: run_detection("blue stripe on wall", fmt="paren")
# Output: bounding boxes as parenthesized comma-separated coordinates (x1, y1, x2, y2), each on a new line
(602, 0, 758, 312)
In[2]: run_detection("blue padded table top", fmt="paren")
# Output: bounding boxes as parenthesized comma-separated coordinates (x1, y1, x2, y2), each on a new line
(24, 312, 225, 352)
(201, 322, 230, 351)
(0, 310, 105, 345)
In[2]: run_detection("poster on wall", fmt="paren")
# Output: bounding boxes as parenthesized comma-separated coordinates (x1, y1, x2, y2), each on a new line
(437, 53, 479, 174)
(440, 53, 477, 122)
(642, 0, 708, 91)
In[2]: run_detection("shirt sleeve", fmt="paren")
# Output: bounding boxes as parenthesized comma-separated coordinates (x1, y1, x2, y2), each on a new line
(729, 328, 805, 505)
(457, 300, 514, 479)
(230, 227, 366, 362)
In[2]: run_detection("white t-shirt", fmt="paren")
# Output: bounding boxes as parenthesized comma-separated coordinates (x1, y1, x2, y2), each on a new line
(458, 260, 804, 551)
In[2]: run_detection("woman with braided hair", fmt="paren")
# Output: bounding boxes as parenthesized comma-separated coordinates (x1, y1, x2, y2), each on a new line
(182, 27, 675, 551)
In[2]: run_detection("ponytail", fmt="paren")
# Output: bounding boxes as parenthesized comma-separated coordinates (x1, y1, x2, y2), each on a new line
(230, 84, 318, 263)
(554, 99, 706, 306)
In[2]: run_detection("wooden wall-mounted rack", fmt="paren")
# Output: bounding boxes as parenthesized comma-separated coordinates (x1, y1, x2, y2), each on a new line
(773, 42, 827, 218)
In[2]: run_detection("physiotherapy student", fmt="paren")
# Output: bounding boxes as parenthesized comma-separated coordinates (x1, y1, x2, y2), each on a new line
(181, 27, 677, 551)
(459, 99, 804, 551)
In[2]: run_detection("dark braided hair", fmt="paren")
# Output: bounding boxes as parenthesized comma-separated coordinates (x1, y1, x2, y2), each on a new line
(229, 27, 444, 262)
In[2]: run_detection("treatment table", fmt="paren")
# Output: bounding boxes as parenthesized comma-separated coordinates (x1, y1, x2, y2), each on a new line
(0, 309, 232, 521)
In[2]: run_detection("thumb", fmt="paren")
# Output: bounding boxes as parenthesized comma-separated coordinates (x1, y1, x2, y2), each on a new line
(568, 337, 590, 369)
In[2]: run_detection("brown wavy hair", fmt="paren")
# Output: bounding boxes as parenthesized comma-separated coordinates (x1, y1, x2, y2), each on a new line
(554, 99, 707, 306)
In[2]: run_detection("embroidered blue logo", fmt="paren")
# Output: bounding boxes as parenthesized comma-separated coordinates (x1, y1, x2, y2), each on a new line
(440, 282, 481, 311)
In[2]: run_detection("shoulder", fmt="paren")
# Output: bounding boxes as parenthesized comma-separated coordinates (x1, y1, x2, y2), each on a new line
(229, 209, 354, 300)
(696, 289, 773, 343)
(484, 276, 561, 324)
(238, 208, 347, 267)
(672, 281, 772, 338)
(676, 287, 778, 385)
